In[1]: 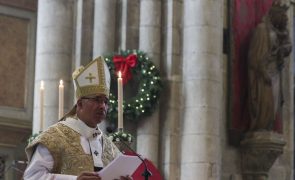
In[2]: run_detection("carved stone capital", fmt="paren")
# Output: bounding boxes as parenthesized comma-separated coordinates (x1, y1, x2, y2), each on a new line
(240, 131, 286, 180)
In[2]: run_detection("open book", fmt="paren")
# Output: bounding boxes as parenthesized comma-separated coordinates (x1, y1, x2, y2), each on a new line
(98, 154, 142, 179)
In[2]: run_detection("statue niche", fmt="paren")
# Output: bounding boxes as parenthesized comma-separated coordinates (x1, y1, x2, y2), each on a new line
(247, 1, 292, 132)
(241, 1, 291, 179)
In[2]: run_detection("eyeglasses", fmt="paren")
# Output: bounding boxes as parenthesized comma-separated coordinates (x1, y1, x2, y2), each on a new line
(81, 96, 109, 105)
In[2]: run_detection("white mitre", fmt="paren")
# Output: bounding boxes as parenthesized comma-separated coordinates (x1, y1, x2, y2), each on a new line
(72, 56, 111, 99)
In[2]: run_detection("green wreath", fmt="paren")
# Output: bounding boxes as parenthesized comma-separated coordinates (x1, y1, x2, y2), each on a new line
(104, 49, 162, 123)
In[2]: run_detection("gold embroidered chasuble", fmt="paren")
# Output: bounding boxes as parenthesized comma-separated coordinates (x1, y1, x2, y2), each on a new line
(25, 122, 120, 175)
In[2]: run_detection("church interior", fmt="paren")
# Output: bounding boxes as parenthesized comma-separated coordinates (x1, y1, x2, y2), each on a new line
(0, 0, 294, 179)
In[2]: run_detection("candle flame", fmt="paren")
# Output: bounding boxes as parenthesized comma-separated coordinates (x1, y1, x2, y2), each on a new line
(60, 79, 63, 86)
(118, 71, 122, 78)
(40, 81, 44, 89)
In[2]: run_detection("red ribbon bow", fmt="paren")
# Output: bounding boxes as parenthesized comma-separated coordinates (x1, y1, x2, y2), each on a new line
(113, 54, 138, 84)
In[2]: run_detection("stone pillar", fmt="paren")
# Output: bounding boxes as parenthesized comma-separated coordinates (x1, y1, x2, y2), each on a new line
(74, 0, 94, 67)
(125, 0, 139, 49)
(181, 0, 224, 179)
(93, 0, 117, 131)
(137, 0, 161, 165)
(117, 0, 139, 50)
(160, 0, 182, 179)
(241, 132, 286, 180)
(33, 0, 74, 133)
(93, 0, 116, 57)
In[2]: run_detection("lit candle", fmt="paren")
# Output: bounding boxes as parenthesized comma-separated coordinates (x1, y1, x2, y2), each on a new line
(117, 71, 123, 130)
(58, 80, 64, 119)
(40, 81, 44, 132)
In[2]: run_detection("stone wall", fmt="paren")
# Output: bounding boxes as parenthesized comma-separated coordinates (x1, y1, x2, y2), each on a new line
(0, 1, 37, 179)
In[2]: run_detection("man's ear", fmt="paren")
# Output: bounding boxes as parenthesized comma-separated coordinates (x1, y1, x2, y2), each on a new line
(76, 99, 83, 107)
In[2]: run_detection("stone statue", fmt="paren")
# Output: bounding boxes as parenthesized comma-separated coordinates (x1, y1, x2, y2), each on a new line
(248, 1, 292, 131)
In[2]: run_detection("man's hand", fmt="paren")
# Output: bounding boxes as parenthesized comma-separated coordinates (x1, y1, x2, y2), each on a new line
(120, 175, 133, 180)
(113, 175, 133, 180)
(77, 172, 101, 180)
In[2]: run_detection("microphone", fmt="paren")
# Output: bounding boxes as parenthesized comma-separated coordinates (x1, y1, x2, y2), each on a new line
(115, 136, 152, 180)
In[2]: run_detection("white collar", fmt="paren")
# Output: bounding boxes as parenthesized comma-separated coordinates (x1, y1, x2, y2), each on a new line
(60, 117, 102, 139)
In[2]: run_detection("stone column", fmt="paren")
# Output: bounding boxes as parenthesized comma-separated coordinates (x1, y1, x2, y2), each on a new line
(93, 0, 116, 57)
(137, 0, 161, 165)
(160, 0, 182, 179)
(74, 0, 94, 67)
(93, 0, 117, 131)
(117, 0, 140, 50)
(125, 0, 139, 49)
(33, 0, 74, 133)
(181, 0, 224, 179)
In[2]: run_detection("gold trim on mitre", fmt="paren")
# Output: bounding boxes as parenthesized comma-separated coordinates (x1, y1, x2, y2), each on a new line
(72, 56, 110, 99)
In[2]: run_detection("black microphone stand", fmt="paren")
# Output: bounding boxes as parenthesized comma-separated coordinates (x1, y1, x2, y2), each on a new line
(117, 136, 152, 180)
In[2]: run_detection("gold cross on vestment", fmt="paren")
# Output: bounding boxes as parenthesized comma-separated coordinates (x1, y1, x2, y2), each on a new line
(85, 73, 96, 83)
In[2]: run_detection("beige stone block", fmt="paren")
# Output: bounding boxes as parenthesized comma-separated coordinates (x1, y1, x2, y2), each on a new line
(269, 166, 287, 180)
(37, 27, 73, 54)
(0, 18, 26, 108)
(183, 79, 222, 109)
(180, 162, 220, 180)
(183, 0, 222, 27)
(183, 26, 222, 55)
(43, 106, 59, 128)
(126, 27, 139, 49)
(164, 81, 183, 108)
(162, 133, 180, 163)
(93, 0, 116, 56)
(127, 0, 139, 27)
(162, 54, 182, 77)
(142, 52, 161, 68)
(136, 133, 159, 164)
(38, 0, 74, 28)
(160, 108, 182, 164)
(93, 26, 116, 56)
(164, 28, 181, 55)
(224, 174, 242, 180)
(163, 0, 182, 28)
(137, 109, 160, 135)
(125, 1, 140, 49)
(35, 54, 72, 80)
(221, 144, 241, 173)
(182, 107, 220, 135)
(181, 134, 221, 163)
(139, 27, 161, 52)
(183, 51, 221, 69)
(94, 0, 116, 26)
(183, 53, 221, 76)
(140, 0, 161, 26)
(34, 105, 64, 132)
(162, 162, 180, 180)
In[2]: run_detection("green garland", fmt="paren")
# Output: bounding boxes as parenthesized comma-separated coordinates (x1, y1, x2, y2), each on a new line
(104, 49, 162, 123)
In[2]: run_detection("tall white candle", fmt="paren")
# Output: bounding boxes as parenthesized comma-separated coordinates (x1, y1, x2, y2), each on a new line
(118, 71, 123, 130)
(40, 81, 44, 132)
(58, 80, 64, 119)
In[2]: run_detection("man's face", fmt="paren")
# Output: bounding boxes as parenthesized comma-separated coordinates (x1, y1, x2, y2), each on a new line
(77, 95, 109, 128)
